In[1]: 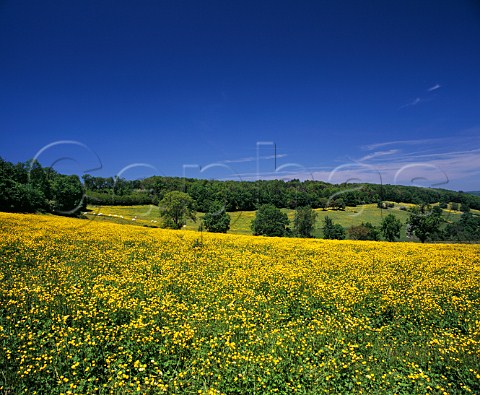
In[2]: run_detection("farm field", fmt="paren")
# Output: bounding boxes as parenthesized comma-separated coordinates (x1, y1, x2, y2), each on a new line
(85, 203, 469, 240)
(1, 212, 479, 394)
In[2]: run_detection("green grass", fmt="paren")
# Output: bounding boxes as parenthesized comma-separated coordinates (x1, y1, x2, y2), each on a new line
(85, 202, 470, 241)
(86, 205, 161, 226)
(309, 204, 412, 239)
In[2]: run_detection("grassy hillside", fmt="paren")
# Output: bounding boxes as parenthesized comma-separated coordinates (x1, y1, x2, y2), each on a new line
(1, 212, 479, 394)
(85, 203, 469, 241)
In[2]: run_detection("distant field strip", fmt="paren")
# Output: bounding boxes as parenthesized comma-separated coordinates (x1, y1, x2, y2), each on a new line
(1, 212, 479, 394)
(85, 203, 469, 239)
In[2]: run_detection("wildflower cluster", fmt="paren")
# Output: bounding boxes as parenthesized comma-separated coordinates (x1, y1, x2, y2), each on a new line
(0, 212, 479, 394)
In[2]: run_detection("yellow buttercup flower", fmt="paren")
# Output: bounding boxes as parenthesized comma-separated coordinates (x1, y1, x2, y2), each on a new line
(0, 212, 479, 394)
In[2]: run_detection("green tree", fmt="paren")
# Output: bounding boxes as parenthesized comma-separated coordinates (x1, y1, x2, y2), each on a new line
(251, 204, 289, 237)
(203, 201, 231, 233)
(406, 205, 443, 243)
(293, 206, 317, 238)
(50, 174, 85, 215)
(0, 158, 46, 212)
(331, 198, 345, 211)
(27, 160, 52, 202)
(364, 222, 381, 241)
(322, 216, 345, 240)
(318, 197, 328, 211)
(444, 212, 480, 242)
(159, 191, 196, 229)
(8, 183, 46, 213)
(348, 222, 380, 241)
(381, 213, 402, 242)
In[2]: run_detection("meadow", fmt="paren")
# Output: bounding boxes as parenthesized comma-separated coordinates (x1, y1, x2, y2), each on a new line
(85, 203, 468, 240)
(1, 212, 479, 394)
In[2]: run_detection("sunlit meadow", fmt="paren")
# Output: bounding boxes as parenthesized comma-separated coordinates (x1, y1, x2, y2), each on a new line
(1, 212, 479, 394)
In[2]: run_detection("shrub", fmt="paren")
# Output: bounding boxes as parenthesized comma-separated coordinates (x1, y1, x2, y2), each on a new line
(251, 204, 289, 237)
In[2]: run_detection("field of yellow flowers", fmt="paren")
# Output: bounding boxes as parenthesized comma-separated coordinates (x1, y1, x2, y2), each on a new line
(1, 212, 479, 394)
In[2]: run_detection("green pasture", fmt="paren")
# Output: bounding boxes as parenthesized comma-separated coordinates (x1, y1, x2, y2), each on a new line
(85, 203, 469, 241)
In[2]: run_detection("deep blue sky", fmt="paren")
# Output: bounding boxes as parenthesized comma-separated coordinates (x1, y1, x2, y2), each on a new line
(1, 1, 479, 190)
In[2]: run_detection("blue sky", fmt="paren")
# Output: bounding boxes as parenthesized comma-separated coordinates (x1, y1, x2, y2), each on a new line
(1, 1, 479, 190)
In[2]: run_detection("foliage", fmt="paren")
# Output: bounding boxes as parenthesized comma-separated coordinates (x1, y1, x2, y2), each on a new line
(293, 206, 317, 238)
(444, 212, 480, 242)
(3, 155, 480, 243)
(322, 216, 345, 240)
(1, 212, 480, 394)
(378, 201, 395, 209)
(0, 157, 84, 215)
(251, 204, 289, 237)
(158, 191, 196, 229)
(381, 213, 402, 242)
(406, 205, 443, 243)
(49, 174, 85, 214)
(84, 203, 416, 239)
(81, 173, 480, 212)
(5, 154, 480, 222)
(348, 222, 380, 241)
(202, 201, 231, 233)
(4, 182, 46, 213)
(330, 198, 346, 211)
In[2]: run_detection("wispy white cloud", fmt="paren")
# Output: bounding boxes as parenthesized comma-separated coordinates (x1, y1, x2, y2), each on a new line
(220, 154, 287, 164)
(400, 97, 422, 109)
(358, 149, 400, 162)
(354, 136, 480, 189)
(284, 148, 479, 189)
(362, 138, 441, 151)
(248, 136, 479, 190)
(214, 133, 479, 190)
(400, 83, 441, 109)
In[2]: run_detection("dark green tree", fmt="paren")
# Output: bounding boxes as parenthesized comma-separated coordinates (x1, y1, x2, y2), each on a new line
(322, 216, 345, 240)
(331, 198, 345, 211)
(5, 183, 45, 213)
(381, 213, 402, 242)
(0, 158, 38, 212)
(159, 191, 196, 229)
(251, 204, 289, 237)
(348, 222, 380, 241)
(27, 160, 52, 202)
(113, 177, 133, 196)
(50, 174, 85, 215)
(203, 201, 231, 233)
(364, 222, 381, 241)
(406, 205, 443, 243)
(293, 206, 317, 238)
(318, 197, 328, 211)
(444, 212, 480, 241)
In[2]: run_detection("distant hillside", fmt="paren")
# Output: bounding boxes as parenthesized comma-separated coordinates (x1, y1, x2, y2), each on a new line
(83, 173, 480, 212)
(3, 156, 480, 216)
(468, 191, 480, 196)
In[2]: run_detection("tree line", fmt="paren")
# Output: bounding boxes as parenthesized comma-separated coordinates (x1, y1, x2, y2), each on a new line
(0, 157, 84, 215)
(83, 173, 480, 212)
(159, 191, 479, 243)
(1, 157, 479, 242)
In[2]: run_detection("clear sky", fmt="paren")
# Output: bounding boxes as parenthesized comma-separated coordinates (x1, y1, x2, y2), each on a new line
(1, 1, 479, 190)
